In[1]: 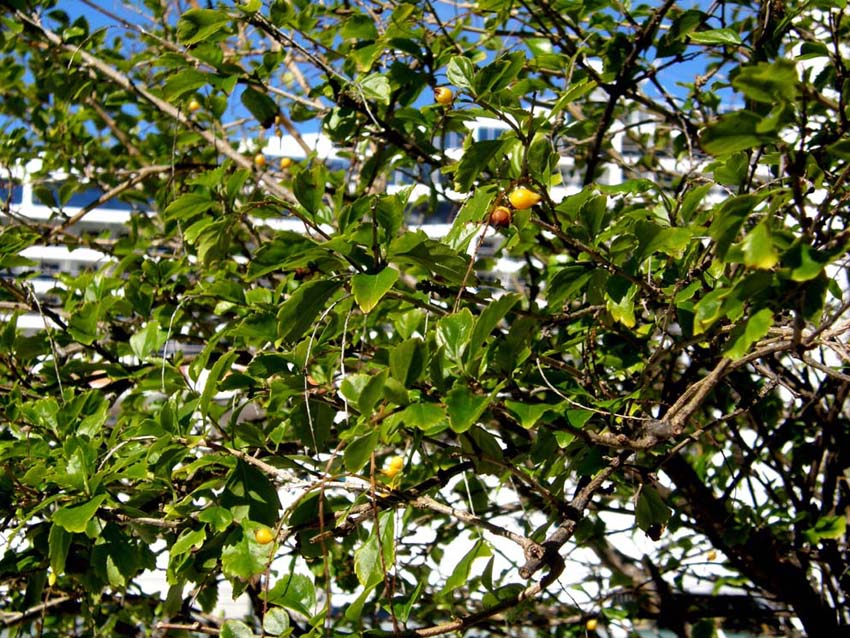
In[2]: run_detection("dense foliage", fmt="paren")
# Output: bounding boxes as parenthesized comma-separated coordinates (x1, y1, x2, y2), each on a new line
(1, 1, 849, 637)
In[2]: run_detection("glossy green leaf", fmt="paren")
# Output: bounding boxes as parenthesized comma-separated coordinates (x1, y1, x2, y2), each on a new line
(467, 293, 520, 369)
(352, 267, 399, 313)
(398, 402, 446, 430)
(446, 56, 476, 92)
(446, 384, 491, 433)
(241, 86, 278, 128)
(262, 607, 291, 636)
(48, 523, 71, 576)
(688, 28, 741, 45)
(221, 531, 269, 579)
(221, 619, 255, 638)
(738, 220, 778, 270)
(724, 308, 773, 359)
(53, 494, 108, 533)
(130, 320, 166, 360)
(635, 485, 671, 533)
(344, 431, 378, 473)
(436, 309, 474, 364)
(442, 539, 491, 594)
(804, 515, 846, 544)
(390, 337, 426, 387)
(277, 279, 341, 343)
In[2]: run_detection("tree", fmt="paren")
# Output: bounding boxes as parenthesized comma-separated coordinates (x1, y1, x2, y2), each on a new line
(1, 0, 849, 636)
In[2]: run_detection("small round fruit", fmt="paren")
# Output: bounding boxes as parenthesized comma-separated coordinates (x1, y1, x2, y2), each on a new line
(255, 527, 274, 545)
(706, 549, 717, 561)
(585, 618, 598, 631)
(489, 205, 512, 227)
(383, 455, 404, 478)
(187, 98, 202, 113)
(434, 87, 454, 105)
(508, 186, 541, 210)
(280, 157, 293, 169)
(253, 153, 267, 168)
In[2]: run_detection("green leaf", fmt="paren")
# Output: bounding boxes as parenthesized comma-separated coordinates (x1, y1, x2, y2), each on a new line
(354, 533, 383, 588)
(549, 78, 596, 119)
(163, 192, 215, 220)
(446, 56, 475, 92)
(446, 384, 491, 433)
(241, 86, 278, 128)
(220, 619, 255, 638)
(442, 539, 491, 594)
(170, 528, 206, 557)
(701, 111, 770, 155)
(265, 573, 316, 618)
(390, 338, 426, 387)
(738, 220, 778, 270)
(293, 166, 325, 215)
(359, 74, 391, 104)
(455, 140, 504, 192)
(177, 9, 232, 45)
(130, 320, 166, 360)
(359, 369, 388, 415)
(262, 607, 291, 636)
(48, 523, 72, 576)
(199, 350, 239, 418)
(804, 515, 846, 544)
(634, 222, 694, 260)
(504, 400, 555, 429)
(390, 234, 471, 283)
(352, 267, 399, 313)
(724, 308, 773, 359)
(635, 485, 671, 533)
(436, 309, 474, 364)
(732, 60, 798, 104)
(693, 288, 730, 335)
(53, 494, 108, 533)
(688, 28, 741, 45)
(344, 431, 378, 473)
(786, 243, 828, 281)
(398, 402, 447, 430)
(277, 279, 341, 343)
(220, 460, 282, 526)
(221, 531, 269, 579)
(467, 293, 520, 370)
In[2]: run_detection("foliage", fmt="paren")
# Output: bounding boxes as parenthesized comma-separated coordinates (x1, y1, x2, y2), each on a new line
(1, 1, 849, 637)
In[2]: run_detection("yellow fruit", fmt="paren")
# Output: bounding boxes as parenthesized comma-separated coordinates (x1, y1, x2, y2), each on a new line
(489, 205, 512, 227)
(706, 549, 717, 561)
(508, 186, 541, 210)
(585, 618, 598, 631)
(434, 87, 454, 105)
(280, 157, 293, 169)
(253, 153, 267, 168)
(187, 98, 202, 113)
(274, 113, 283, 126)
(383, 455, 404, 478)
(254, 527, 274, 545)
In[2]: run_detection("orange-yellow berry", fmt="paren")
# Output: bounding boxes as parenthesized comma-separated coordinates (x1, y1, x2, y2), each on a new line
(508, 187, 541, 210)
(434, 87, 454, 105)
(585, 618, 598, 631)
(187, 98, 202, 113)
(280, 157, 293, 169)
(489, 206, 512, 227)
(253, 153, 267, 168)
(254, 527, 275, 545)
(383, 455, 404, 478)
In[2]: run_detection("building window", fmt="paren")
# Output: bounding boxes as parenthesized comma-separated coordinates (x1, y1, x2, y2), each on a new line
(0, 180, 23, 205)
(477, 127, 505, 141)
